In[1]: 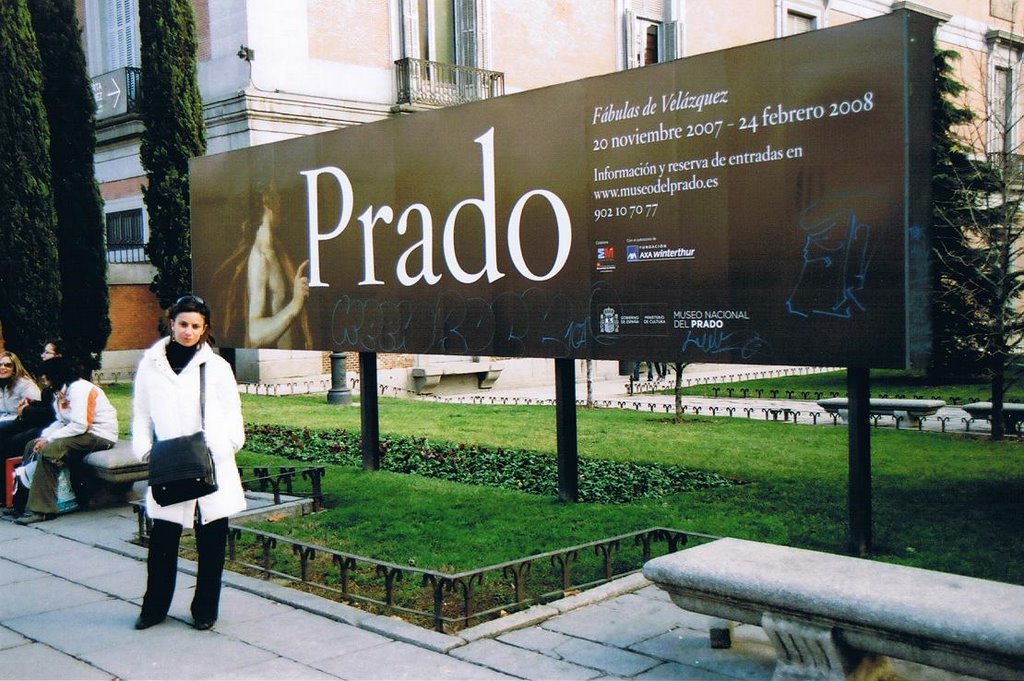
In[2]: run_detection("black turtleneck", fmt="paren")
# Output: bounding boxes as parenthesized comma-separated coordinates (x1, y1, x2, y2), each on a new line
(165, 340, 198, 375)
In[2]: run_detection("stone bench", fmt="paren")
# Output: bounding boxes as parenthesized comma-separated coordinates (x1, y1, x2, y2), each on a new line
(816, 397, 945, 426)
(411, 362, 502, 394)
(81, 440, 148, 504)
(961, 402, 1024, 433)
(643, 538, 1024, 680)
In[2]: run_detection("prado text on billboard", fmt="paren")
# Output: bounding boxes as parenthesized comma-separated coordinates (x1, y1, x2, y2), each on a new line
(191, 10, 935, 369)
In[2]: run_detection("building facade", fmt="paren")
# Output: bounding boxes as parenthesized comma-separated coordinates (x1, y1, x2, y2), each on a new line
(80, 0, 1024, 386)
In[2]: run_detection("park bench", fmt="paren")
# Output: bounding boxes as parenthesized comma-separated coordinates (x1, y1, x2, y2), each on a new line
(816, 397, 945, 426)
(643, 538, 1024, 681)
(961, 402, 1024, 434)
(411, 362, 502, 394)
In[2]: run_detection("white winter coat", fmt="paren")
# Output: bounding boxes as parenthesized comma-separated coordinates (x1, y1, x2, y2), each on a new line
(132, 338, 245, 528)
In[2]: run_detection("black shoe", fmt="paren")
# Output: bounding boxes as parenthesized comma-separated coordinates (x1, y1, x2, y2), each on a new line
(134, 615, 164, 630)
(192, 619, 215, 630)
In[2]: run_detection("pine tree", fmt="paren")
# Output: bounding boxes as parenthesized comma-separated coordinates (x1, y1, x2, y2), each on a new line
(0, 0, 62, 363)
(139, 0, 206, 309)
(28, 0, 111, 372)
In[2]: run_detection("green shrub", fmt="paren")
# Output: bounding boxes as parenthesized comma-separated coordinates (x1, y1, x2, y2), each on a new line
(245, 424, 737, 504)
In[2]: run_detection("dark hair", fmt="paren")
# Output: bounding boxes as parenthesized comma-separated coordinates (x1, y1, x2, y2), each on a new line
(39, 356, 75, 389)
(168, 294, 214, 346)
(43, 338, 65, 355)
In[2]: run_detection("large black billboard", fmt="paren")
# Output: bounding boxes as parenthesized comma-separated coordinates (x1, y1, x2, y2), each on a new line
(192, 10, 936, 369)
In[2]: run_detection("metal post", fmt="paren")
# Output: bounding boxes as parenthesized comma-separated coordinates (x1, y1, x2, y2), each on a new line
(847, 366, 871, 556)
(327, 352, 352, 405)
(360, 352, 380, 471)
(554, 357, 578, 502)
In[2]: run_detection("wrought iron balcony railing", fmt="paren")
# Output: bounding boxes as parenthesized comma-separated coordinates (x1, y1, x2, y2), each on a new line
(395, 57, 504, 108)
(91, 66, 142, 122)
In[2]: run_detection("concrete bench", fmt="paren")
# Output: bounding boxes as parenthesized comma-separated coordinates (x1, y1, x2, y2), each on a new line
(81, 440, 147, 504)
(643, 538, 1024, 680)
(411, 362, 502, 394)
(961, 402, 1024, 433)
(816, 397, 945, 426)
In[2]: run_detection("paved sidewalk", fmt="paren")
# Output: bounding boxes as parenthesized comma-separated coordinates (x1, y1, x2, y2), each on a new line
(0, 504, 980, 680)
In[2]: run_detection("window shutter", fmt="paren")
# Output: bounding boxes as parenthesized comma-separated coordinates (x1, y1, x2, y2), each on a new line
(663, 20, 682, 60)
(631, 0, 664, 22)
(105, 0, 138, 70)
(401, 0, 420, 58)
(455, 0, 477, 67)
(624, 9, 638, 69)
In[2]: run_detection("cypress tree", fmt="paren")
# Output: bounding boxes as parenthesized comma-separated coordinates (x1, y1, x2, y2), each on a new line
(28, 0, 111, 372)
(139, 0, 206, 309)
(0, 0, 62, 363)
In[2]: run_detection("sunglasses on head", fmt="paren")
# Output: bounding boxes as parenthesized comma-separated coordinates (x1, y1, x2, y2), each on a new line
(175, 294, 206, 306)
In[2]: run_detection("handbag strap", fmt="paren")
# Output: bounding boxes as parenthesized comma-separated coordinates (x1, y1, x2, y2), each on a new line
(199, 363, 206, 430)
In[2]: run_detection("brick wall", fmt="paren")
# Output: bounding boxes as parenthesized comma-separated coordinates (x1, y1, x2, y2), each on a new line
(320, 351, 414, 374)
(107, 284, 163, 351)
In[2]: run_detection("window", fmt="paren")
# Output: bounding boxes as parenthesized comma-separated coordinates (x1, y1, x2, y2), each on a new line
(104, 0, 139, 70)
(779, 1, 823, 38)
(403, 0, 485, 68)
(995, 65, 1016, 155)
(106, 208, 147, 264)
(786, 11, 816, 35)
(987, 31, 1024, 161)
(624, 1, 681, 68)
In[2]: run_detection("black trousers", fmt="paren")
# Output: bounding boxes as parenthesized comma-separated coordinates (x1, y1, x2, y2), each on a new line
(140, 516, 229, 624)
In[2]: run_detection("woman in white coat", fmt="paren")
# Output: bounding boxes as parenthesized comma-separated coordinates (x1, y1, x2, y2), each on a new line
(132, 295, 245, 631)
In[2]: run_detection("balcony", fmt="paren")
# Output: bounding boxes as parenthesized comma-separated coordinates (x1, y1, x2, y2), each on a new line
(395, 58, 504, 108)
(91, 66, 142, 123)
(987, 151, 1024, 180)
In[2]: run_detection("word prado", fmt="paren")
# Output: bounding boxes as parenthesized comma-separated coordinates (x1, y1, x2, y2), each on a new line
(301, 128, 571, 289)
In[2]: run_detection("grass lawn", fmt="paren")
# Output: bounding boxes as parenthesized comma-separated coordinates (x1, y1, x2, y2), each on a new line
(103, 382, 1024, 585)
(673, 368, 1019, 404)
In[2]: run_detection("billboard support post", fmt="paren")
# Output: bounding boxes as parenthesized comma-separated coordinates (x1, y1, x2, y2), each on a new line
(555, 358, 579, 502)
(847, 367, 872, 556)
(360, 352, 380, 471)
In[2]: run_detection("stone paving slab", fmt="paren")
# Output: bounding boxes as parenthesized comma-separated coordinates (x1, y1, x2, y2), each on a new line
(312, 639, 514, 680)
(0, 640, 114, 680)
(5, 598, 144, 656)
(79, 621, 282, 680)
(216, 655, 341, 680)
(0, 574, 111, 621)
(631, 627, 776, 681)
(214, 607, 392, 663)
(450, 638, 601, 679)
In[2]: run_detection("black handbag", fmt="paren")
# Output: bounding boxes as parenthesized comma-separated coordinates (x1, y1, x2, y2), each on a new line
(148, 364, 218, 505)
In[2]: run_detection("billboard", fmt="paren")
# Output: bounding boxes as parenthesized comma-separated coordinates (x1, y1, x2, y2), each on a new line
(192, 10, 936, 369)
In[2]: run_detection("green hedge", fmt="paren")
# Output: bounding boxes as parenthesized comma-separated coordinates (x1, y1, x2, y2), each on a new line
(245, 424, 737, 504)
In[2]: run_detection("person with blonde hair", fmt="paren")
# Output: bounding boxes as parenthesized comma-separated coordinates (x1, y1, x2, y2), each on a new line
(0, 351, 41, 464)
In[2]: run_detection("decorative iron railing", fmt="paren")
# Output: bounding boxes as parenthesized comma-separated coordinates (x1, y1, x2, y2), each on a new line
(134, 466, 326, 540)
(221, 526, 708, 633)
(395, 57, 504, 107)
(135, 509, 712, 633)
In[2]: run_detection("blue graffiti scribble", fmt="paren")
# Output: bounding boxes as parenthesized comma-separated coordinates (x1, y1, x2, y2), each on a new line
(786, 194, 884, 320)
(681, 329, 770, 359)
